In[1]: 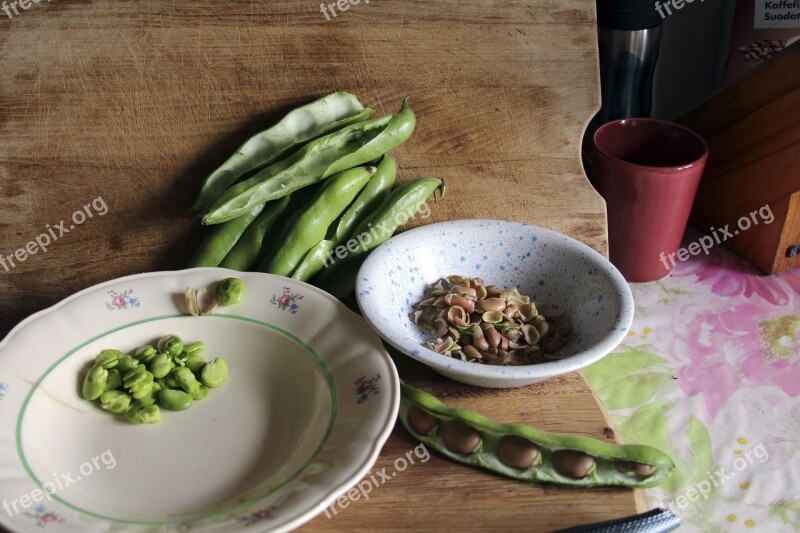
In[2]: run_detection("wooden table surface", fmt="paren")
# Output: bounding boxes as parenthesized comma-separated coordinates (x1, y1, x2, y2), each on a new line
(0, 1, 638, 530)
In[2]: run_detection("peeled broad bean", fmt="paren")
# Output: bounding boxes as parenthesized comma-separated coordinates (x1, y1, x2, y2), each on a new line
(190, 384, 209, 400)
(201, 358, 228, 388)
(81, 365, 108, 401)
(116, 355, 140, 374)
(150, 353, 175, 379)
(182, 342, 205, 358)
(81, 335, 227, 424)
(96, 349, 125, 369)
(123, 365, 153, 393)
(216, 278, 245, 306)
(104, 369, 122, 392)
(126, 403, 161, 424)
(100, 391, 132, 415)
(184, 354, 206, 374)
(134, 345, 158, 364)
(158, 335, 184, 357)
(137, 382, 162, 406)
(159, 389, 194, 411)
(173, 367, 201, 395)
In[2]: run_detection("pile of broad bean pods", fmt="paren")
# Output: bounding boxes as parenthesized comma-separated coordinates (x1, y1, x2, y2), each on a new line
(188, 92, 443, 298)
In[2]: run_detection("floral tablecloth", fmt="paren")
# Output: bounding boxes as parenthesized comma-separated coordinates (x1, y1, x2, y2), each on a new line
(581, 227, 800, 532)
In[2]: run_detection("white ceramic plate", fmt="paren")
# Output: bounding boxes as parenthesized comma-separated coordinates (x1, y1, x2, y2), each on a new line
(0, 269, 398, 532)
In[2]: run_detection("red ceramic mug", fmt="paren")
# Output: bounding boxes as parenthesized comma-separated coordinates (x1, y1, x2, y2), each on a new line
(592, 119, 709, 282)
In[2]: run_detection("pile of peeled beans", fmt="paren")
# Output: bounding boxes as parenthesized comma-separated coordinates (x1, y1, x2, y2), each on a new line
(399, 382, 674, 488)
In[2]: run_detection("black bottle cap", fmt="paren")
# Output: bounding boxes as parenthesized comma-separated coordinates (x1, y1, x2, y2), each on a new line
(597, 0, 665, 31)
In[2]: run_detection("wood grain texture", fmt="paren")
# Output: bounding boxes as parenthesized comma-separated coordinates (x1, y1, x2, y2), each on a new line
(0, 1, 631, 529)
(679, 43, 800, 273)
(301, 351, 645, 532)
(0, 0, 606, 337)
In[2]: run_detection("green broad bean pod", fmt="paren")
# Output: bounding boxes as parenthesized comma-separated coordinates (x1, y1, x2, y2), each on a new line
(291, 240, 336, 283)
(192, 92, 373, 213)
(187, 202, 266, 268)
(202, 98, 415, 225)
(218, 196, 290, 271)
(287, 155, 397, 283)
(333, 153, 397, 244)
(313, 177, 444, 298)
(398, 383, 674, 489)
(262, 166, 375, 276)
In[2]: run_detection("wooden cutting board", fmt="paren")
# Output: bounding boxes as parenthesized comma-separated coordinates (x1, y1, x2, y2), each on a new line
(0, 1, 641, 530)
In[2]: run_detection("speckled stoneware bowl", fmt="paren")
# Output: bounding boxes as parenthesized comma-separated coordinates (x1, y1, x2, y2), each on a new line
(356, 219, 634, 388)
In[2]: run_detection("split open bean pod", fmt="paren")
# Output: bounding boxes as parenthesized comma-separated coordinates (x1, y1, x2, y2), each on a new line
(192, 91, 373, 213)
(202, 98, 415, 225)
(399, 382, 674, 488)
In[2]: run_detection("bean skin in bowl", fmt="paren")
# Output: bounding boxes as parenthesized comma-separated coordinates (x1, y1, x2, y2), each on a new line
(411, 276, 572, 365)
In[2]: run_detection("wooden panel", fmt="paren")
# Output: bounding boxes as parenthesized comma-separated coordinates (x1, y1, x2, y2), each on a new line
(680, 43, 800, 273)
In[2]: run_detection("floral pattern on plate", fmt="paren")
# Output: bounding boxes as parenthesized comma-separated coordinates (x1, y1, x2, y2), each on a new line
(105, 289, 140, 311)
(271, 288, 304, 314)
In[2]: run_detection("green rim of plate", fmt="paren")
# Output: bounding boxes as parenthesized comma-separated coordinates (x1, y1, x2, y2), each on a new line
(14, 313, 338, 526)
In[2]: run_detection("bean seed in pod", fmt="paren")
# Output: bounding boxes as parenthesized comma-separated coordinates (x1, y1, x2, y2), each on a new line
(497, 435, 540, 469)
(553, 450, 595, 478)
(615, 461, 655, 477)
(160, 389, 194, 411)
(442, 420, 481, 455)
(408, 405, 439, 435)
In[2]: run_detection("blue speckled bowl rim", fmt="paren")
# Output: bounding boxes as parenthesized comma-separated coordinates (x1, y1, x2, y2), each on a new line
(355, 219, 634, 382)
